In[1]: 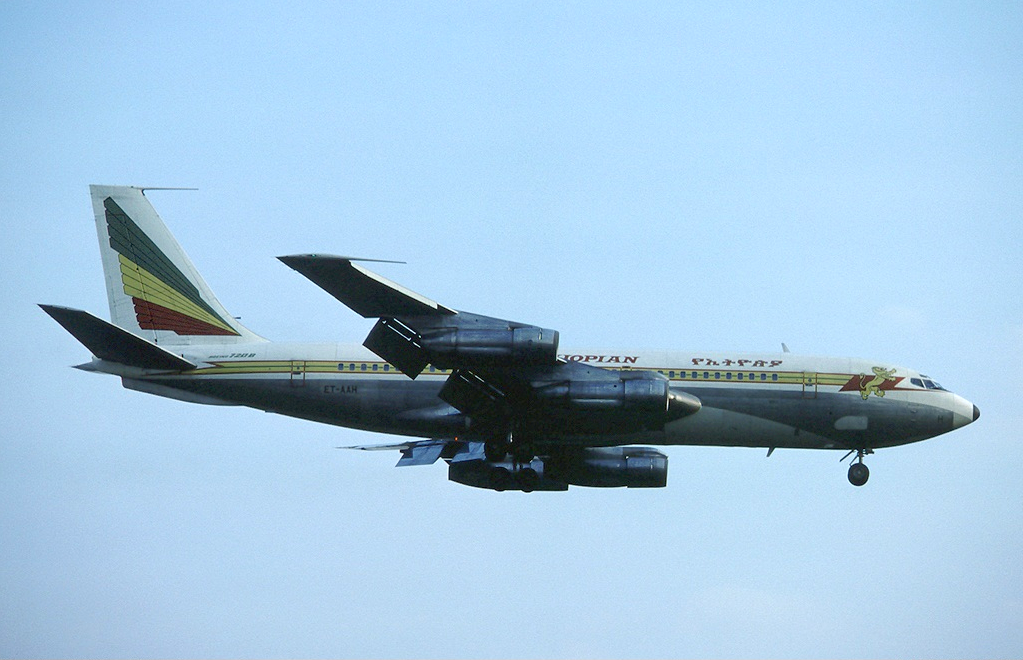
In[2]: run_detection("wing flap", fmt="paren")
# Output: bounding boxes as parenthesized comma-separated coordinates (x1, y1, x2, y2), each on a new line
(395, 440, 447, 467)
(278, 255, 456, 318)
(344, 439, 453, 467)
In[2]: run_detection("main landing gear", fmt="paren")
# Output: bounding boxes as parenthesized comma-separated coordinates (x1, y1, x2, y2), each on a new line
(484, 430, 539, 492)
(842, 448, 873, 487)
(484, 431, 535, 464)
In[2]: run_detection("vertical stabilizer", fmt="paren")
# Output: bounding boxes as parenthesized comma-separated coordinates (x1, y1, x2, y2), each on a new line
(90, 185, 264, 345)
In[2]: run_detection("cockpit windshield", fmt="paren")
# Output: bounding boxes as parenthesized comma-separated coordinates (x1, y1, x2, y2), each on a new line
(911, 375, 947, 391)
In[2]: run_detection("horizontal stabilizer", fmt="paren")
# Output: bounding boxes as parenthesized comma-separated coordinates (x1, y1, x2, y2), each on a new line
(40, 304, 195, 371)
(278, 254, 456, 318)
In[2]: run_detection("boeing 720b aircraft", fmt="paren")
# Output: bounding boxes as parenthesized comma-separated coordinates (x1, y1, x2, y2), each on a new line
(41, 185, 980, 490)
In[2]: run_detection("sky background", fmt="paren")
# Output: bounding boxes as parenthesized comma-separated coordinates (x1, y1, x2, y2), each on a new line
(2, 1, 1021, 658)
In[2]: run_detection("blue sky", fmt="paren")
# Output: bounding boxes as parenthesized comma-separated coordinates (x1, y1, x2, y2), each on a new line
(2, 1, 1021, 657)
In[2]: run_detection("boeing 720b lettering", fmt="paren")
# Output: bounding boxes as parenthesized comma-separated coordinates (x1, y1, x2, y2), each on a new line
(41, 185, 980, 490)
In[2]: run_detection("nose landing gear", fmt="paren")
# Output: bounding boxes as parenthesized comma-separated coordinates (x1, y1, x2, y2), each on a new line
(841, 448, 873, 486)
(847, 461, 869, 487)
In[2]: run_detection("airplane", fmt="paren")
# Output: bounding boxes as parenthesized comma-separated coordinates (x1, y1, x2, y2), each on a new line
(41, 185, 980, 491)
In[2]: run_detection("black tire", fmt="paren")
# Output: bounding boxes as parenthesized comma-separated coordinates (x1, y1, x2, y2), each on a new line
(517, 467, 539, 493)
(848, 462, 870, 487)
(491, 467, 513, 491)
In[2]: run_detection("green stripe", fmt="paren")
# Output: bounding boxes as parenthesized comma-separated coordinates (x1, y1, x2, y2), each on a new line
(104, 197, 229, 327)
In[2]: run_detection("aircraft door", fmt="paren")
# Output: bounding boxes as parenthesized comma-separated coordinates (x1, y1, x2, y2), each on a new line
(290, 361, 306, 387)
(801, 372, 818, 399)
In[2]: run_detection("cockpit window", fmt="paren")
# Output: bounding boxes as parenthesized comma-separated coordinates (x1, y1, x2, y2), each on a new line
(911, 378, 924, 388)
(919, 375, 946, 391)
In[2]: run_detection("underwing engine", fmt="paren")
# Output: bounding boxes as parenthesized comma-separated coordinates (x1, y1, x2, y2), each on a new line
(546, 446, 669, 488)
(363, 313, 559, 377)
(524, 367, 702, 435)
(447, 446, 669, 491)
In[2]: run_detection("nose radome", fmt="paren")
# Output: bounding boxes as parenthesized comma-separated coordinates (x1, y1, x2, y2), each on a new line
(951, 394, 978, 429)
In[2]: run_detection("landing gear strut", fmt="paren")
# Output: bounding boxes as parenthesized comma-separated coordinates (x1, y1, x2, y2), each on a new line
(484, 441, 506, 462)
(842, 448, 873, 487)
(484, 429, 535, 464)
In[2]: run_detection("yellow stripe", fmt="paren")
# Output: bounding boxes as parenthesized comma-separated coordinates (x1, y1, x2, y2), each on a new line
(120, 258, 227, 328)
(119, 255, 235, 332)
(185, 360, 870, 391)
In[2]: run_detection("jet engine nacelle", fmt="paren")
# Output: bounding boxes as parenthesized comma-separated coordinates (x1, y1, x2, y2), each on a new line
(532, 372, 701, 420)
(549, 446, 669, 488)
(447, 446, 669, 491)
(535, 375, 668, 412)
(421, 325, 559, 366)
(364, 313, 559, 377)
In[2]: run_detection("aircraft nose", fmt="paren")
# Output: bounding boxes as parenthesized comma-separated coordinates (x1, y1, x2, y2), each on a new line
(951, 394, 979, 429)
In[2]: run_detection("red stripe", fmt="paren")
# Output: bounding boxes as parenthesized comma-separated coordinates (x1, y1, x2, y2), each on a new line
(840, 375, 904, 392)
(133, 298, 239, 336)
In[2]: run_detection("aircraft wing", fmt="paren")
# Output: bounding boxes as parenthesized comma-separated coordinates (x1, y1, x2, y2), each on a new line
(278, 255, 455, 318)
(345, 439, 485, 467)
(283, 257, 701, 437)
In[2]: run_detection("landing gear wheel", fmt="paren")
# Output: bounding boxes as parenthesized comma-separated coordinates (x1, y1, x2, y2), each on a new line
(848, 462, 870, 487)
(491, 467, 513, 491)
(517, 467, 539, 493)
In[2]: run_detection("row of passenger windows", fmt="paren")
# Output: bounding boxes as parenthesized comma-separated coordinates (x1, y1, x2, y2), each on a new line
(339, 363, 395, 372)
(332, 363, 783, 382)
(659, 370, 780, 382)
(335, 363, 447, 373)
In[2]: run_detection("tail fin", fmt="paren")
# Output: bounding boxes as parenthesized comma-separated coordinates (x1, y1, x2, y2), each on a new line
(90, 185, 264, 345)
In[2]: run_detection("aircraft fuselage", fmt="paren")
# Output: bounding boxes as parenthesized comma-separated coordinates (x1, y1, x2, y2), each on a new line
(99, 342, 976, 453)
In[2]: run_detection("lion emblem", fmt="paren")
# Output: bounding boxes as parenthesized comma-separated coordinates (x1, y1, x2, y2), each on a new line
(860, 366, 897, 399)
